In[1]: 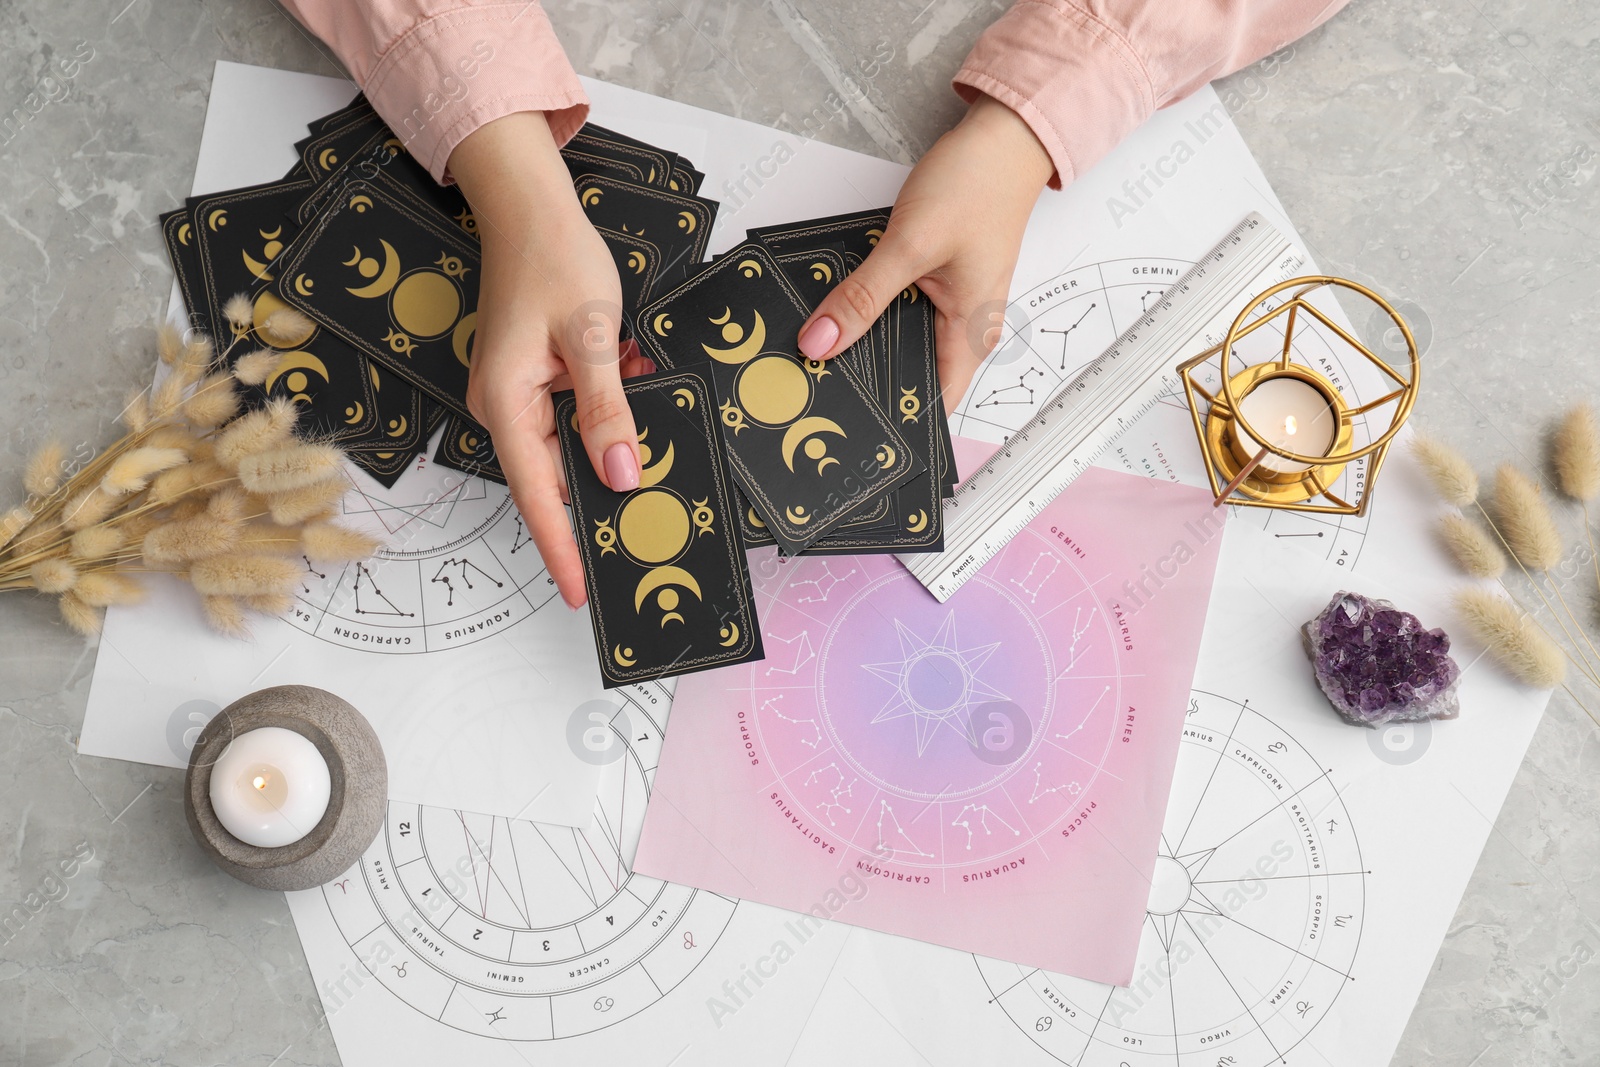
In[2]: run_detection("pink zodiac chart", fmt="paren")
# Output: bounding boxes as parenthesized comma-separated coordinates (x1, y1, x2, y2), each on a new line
(634, 466, 1225, 985)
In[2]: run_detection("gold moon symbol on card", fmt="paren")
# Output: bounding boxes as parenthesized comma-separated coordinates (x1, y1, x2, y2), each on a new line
(251, 291, 311, 345)
(319, 148, 338, 170)
(619, 491, 690, 565)
(906, 510, 929, 533)
(580, 187, 603, 208)
(451, 311, 477, 369)
(719, 622, 740, 647)
(176, 222, 191, 244)
(627, 251, 647, 274)
(810, 261, 832, 284)
(746, 507, 766, 529)
(875, 444, 897, 469)
(392, 271, 461, 337)
(634, 565, 702, 614)
(613, 645, 637, 666)
(241, 249, 274, 282)
(652, 313, 673, 337)
(293, 273, 315, 296)
(344, 402, 365, 425)
(672, 387, 695, 410)
(638, 441, 675, 488)
(266, 352, 330, 401)
(345, 240, 401, 298)
(677, 210, 698, 233)
(899, 387, 921, 422)
(386, 416, 408, 438)
(781, 417, 846, 473)
(736, 258, 762, 278)
(349, 194, 373, 212)
(701, 310, 766, 365)
(866, 227, 883, 246)
(901, 285, 920, 302)
(207, 208, 227, 231)
(458, 431, 481, 455)
(736, 354, 809, 425)
(785, 505, 812, 525)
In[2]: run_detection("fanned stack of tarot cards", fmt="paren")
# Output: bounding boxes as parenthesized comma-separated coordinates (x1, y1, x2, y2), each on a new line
(160, 93, 718, 488)
(554, 211, 957, 688)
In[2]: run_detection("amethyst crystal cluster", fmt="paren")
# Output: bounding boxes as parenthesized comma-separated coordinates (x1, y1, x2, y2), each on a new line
(1302, 591, 1460, 728)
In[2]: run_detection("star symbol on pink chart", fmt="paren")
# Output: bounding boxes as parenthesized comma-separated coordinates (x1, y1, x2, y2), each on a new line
(863, 612, 1007, 757)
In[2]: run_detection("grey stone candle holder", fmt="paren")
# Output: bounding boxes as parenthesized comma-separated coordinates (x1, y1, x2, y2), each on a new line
(183, 685, 386, 892)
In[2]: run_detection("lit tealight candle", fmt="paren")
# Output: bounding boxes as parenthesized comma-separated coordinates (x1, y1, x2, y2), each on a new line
(208, 727, 332, 848)
(1236, 374, 1337, 474)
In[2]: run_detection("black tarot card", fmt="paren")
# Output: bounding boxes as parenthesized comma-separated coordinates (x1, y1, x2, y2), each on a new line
(571, 175, 714, 292)
(554, 369, 762, 687)
(432, 414, 504, 484)
(568, 124, 675, 188)
(341, 360, 427, 457)
(275, 180, 481, 418)
(160, 208, 211, 337)
(632, 244, 919, 553)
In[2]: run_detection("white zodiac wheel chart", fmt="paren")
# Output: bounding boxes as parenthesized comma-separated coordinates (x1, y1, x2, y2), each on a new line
(747, 529, 1123, 872)
(952, 257, 1386, 569)
(976, 689, 1366, 1065)
(319, 681, 738, 1041)
(287, 467, 558, 652)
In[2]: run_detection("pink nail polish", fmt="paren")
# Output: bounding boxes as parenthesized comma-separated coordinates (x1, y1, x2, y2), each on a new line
(604, 441, 640, 491)
(798, 316, 840, 360)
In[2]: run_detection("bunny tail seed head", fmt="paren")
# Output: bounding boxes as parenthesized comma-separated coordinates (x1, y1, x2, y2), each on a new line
(1553, 404, 1600, 501)
(201, 595, 252, 639)
(258, 308, 315, 349)
(1412, 435, 1479, 507)
(301, 521, 381, 563)
(188, 553, 299, 596)
(1454, 587, 1566, 689)
(69, 524, 126, 561)
(23, 442, 64, 497)
(58, 592, 101, 637)
(181, 375, 240, 428)
(244, 591, 296, 616)
(0, 505, 33, 549)
(266, 479, 346, 525)
(121, 390, 151, 433)
(62, 487, 116, 531)
(237, 444, 344, 493)
(1494, 464, 1563, 571)
(214, 399, 300, 468)
(101, 447, 188, 496)
(223, 294, 253, 331)
(1437, 512, 1506, 579)
(72, 571, 144, 607)
(141, 515, 239, 564)
(30, 556, 79, 594)
(156, 322, 183, 366)
(232, 349, 282, 387)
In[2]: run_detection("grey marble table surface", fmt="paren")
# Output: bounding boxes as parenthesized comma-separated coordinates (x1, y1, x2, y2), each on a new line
(2, 1, 1598, 1064)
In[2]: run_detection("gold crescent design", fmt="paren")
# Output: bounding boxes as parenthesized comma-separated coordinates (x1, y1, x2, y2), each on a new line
(176, 222, 191, 244)
(349, 194, 372, 211)
(580, 187, 603, 208)
(458, 431, 479, 456)
(293, 274, 314, 296)
(866, 227, 884, 246)
(265, 351, 331, 394)
(672, 387, 696, 410)
(735, 258, 763, 278)
(710, 308, 732, 325)
(344, 401, 365, 425)
(342, 246, 362, 267)
(207, 208, 227, 231)
(810, 261, 832, 283)
(906, 510, 929, 533)
(661, 612, 685, 627)
(702, 310, 766, 365)
(627, 251, 647, 274)
(613, 645, 637, 667)
(652, 312, 673, 337)
(677, 210, 698, 234)
(386, 415, 409, 439)
(638, 440, 675, 488)
(369, 364, 380, 391)
(780, 416, 847, 472)
(319, 148, 338, 170)
(746, 507, 767, 529)
(719, 622, 740, 647)
(241, 249, 274, 282)
(451, 311, 477, 370)
(634, 565, 703, 612)
(785, 506, 812, 525)
(901, 284, 920, 302)
(346, 239, 401, 298)
(876, 444, 897, 469)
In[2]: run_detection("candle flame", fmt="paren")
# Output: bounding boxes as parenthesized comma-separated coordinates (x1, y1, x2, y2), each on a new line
(253, 775, 268, 791)
(1284, 415, 1298, 436)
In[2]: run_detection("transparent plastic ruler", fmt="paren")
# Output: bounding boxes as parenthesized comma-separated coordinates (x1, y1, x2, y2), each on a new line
(904, 212, 1306, 602)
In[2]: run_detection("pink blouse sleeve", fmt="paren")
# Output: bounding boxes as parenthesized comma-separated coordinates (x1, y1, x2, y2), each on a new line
(954, 0, 1350, 188)
(278, 0, 589, 183)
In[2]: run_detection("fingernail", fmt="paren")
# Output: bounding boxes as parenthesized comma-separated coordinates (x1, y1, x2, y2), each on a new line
(798, 316, 839, 360)
(604, 441, 640, 492)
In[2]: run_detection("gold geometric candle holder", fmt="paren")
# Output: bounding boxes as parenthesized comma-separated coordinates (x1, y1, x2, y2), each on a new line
(1178, 276, 1420, 516)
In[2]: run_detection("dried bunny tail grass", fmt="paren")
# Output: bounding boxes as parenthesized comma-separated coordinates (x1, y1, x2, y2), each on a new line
(62, 486, 117, 531)
(181, 374, 240, 429)
(206, 487, 253, 521)
(141, 515, 239, 564)
(0, 505, 33, 549)
(266, 479, 346, 525)
(72, 571, 144, 607)
(302, 521, 380, 563)
(152, 370, 189, 416)
(157, 322, 183, 366)
(237, 444, 344, 493)
(1494, 464, 1563, 571)
(258, 307, 315, 349)
(232, 349, 282, 387)
(101, 447, 187, 496)
(30, 556, 78, 593)
(143, 425, 202, 454)
(1553, 404, 1600, 501)
(58, 592, 101, 637)
(243, 591, 295, 616)
(1455, 587, 1566, 689)
(188, 553, 299, 596)
(181, 334, 215, 377)
(1412, 434, 1479, 507)
(69, 524, 126, 561)
(10, 519, 58, 558)
(223, 294, 254, 332)
(201, 595, 251, 639)
(1437, 512, 1506, 579)
(237, 522, 304, 555)
(23, 442, 65, 497)
(120, 389, 152, 433)
(214, 399, 300, 468)
(169, 499, 206, 521)
(148, 465, 197, 506)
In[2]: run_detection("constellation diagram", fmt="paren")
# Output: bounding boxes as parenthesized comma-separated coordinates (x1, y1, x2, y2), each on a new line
(285, 466, 558, 653)
(316, 681, 739, 1041)
(749, 524, 1123, 871)
(976, 689, 1365, 1065)
(951, 257, 1383, 567)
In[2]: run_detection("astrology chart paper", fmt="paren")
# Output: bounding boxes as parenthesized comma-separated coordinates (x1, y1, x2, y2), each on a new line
(634, 464, 1224, 985)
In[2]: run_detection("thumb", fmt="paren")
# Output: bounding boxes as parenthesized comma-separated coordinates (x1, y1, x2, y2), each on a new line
(797, 232, 925, 361)
(562, 301, 641, 493)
